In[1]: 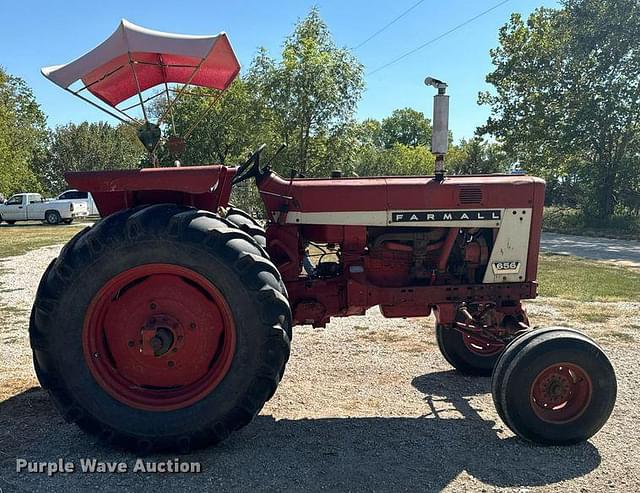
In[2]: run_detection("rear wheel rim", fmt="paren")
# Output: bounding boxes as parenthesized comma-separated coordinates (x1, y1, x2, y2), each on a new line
(530, 362, 592, 423)
(83, 264, 236, 411)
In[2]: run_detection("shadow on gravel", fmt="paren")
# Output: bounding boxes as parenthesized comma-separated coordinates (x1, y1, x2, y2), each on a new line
(0, 372, 600, 492)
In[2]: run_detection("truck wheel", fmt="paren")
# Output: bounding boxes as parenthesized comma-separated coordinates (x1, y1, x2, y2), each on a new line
(225, 207, 266, 248)
(6, 221, 16, 225)
(45, 210, 61, 225)
(491, 328, 616, 445)
(436, 324, 504, 376)
(30, 204, 291, 452)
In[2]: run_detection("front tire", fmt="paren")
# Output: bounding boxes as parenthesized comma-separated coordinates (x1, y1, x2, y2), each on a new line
(492, 327, 616, 445)
(30, 204, 291, 452)
(436, 324, 504, 376)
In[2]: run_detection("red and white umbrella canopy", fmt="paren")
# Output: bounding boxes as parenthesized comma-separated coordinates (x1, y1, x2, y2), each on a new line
(42, 19, 240, 107)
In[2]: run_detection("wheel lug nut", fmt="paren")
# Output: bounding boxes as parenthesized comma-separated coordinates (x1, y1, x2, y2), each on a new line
(190, 323, 196, 330)
(128, 340, 135, 347)
(168, 361, 175, 367)
(150, 303, 157, 310)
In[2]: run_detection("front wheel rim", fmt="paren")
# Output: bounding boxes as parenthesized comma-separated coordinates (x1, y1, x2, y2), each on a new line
(530, 362, 592, 423)
(462, 334, 504, 357)
(83, 264, 236, 411)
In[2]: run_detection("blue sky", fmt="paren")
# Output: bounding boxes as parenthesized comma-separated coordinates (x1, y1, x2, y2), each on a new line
(0, 0, 559, 141)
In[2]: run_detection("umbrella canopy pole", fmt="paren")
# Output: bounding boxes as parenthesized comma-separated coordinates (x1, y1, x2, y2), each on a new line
(159, 54, 177, 137)
(127, 53, 148, 123)
(156, 57, 206, 126)
(64, 87, 137, 125)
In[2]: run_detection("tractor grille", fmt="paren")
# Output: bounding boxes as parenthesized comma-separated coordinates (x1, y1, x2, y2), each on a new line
(459, 187, 483, 204)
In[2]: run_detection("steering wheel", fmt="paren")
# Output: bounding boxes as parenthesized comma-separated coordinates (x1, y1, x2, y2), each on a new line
(231, 144, 267, 185)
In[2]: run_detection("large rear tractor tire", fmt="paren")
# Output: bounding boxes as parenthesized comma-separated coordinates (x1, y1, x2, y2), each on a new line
(30, 204, 291, 452)
(223, 206, 289, 298)
(491, 327, 616, 445)
(224, 206, 267, 249)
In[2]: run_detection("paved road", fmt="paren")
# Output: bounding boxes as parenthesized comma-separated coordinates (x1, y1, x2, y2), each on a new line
(541, 232, 640, 266)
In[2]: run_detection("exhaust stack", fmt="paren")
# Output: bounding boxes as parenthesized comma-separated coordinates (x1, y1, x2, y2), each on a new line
(425, 77, 449, 182)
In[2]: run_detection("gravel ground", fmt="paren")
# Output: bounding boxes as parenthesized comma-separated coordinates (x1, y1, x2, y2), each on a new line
(0, 245, 639, 492)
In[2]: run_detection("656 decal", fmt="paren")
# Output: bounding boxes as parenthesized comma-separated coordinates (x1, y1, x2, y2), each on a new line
(492, 261, 521, 274)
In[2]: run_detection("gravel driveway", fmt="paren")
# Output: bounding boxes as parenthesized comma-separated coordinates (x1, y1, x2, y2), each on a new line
(541, 232, 640, 267)
(1, 245, 638, 492)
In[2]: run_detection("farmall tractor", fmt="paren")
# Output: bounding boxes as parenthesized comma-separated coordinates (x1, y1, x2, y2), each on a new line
(32, 21, 616, 452)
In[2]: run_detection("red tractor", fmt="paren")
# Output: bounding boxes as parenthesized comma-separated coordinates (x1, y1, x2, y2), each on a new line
(32, 21, 616, 452)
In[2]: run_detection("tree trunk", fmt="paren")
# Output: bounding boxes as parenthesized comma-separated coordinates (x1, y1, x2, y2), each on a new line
(593, 162, 617, 220)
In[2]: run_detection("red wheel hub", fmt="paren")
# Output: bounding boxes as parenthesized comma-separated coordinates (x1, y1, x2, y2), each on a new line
(83, 264, 236, 411)
(530, 363, 592, 423)
(462, 334, 504, 357)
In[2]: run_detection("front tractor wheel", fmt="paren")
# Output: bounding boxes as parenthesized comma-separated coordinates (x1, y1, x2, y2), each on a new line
(491, 328, 616, 445)
(436, 324, 504, 376)
(30, 204, 291, 452)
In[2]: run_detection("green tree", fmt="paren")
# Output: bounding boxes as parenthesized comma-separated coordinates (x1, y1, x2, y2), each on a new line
(158, 7, 364, 184)
(249, 8, 365, 176)
(380, 108, 432, 148)
(356, 118, 384, 148)
(0, 67, 47, 197)
(156, 78, 268, 166)
(479, 0, 640, 218)
(355, 143, 434, 177)
(352, 109, 436, 177)
(447, 137, 512, 175)
(36, 122, 144, 194)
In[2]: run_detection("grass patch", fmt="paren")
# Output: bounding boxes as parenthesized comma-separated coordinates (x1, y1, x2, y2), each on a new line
(358, 330, 410, 344)
(0, 304, 28, 344)
(537, 253, 640, 302)
(1, 305, 27, 316)
(543, 207, 640, 240)
(0, 223, 85, 258)
(579, 312, 613, 323)
(356, 328, 435, 351)
(608, 332, 635, 343)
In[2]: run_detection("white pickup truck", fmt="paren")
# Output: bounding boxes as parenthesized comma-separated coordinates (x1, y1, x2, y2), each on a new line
(0, 193, 88, 225)
(56, 189, 99, 216)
